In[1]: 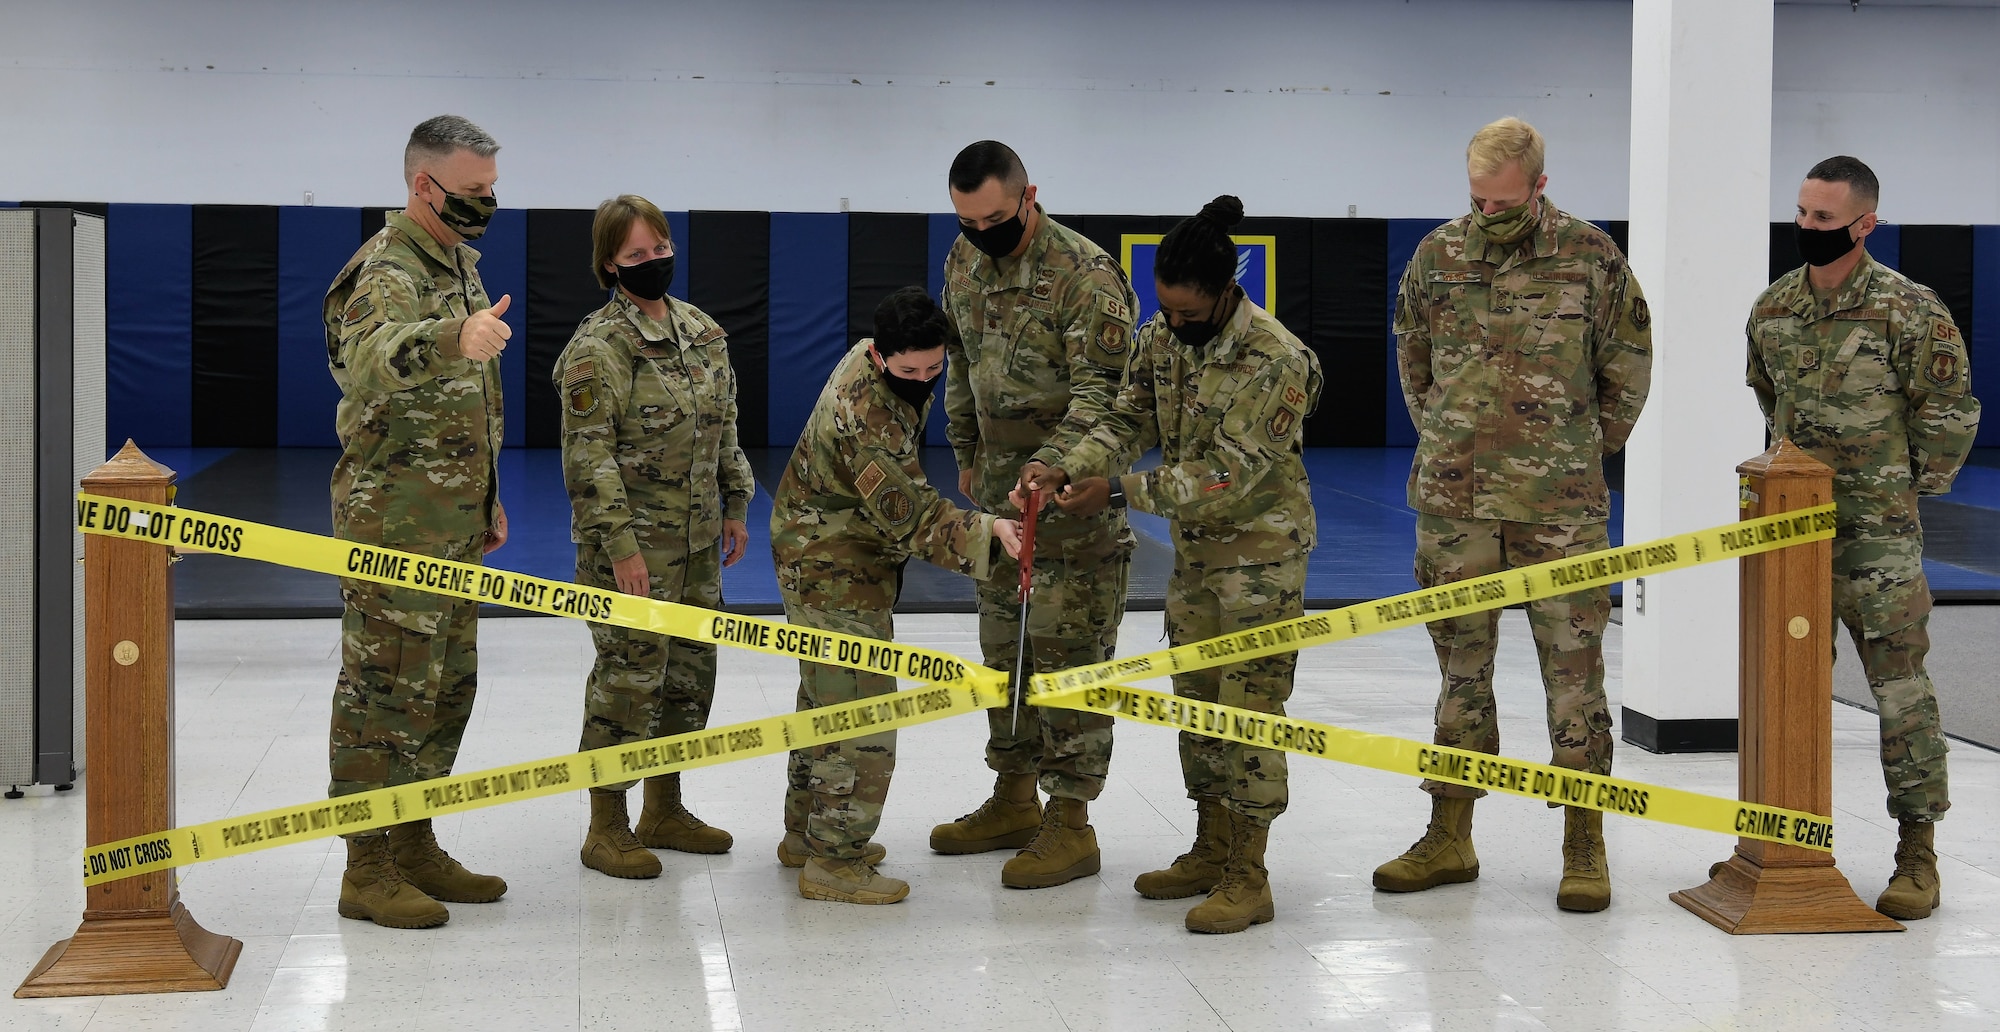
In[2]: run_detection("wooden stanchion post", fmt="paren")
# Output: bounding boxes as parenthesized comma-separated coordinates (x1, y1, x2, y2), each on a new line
(17, 442, 242, 997)
(1669, 439, 1902, 934)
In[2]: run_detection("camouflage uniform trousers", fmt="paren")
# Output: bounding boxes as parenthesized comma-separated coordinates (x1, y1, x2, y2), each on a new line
(1167, 554, 1306, 827)
(976, 533, 1131, 801)
(779, 586, 899, 860)
(329, 534, 484, 812)
(1414, 513, 1613, 799)
(577, 542, 724, 791)
(1832, 535, 1949, 821)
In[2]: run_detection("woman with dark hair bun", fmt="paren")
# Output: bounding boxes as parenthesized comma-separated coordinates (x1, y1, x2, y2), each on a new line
(1019, 195, 1322, 934)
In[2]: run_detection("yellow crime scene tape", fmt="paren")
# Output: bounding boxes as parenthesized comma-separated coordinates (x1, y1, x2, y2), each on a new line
(1034, 683, 1836, 852)
(72, 494, 1842, 882)
(1033, 505, 1838, 695)
(81, 677, 1006, 886)
(74, 493, 990, 688)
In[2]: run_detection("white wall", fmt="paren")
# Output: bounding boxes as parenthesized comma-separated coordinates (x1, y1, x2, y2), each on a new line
(0, 1, 1992, 221)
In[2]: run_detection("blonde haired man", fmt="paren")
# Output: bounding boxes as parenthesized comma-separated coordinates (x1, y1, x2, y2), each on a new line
(1377, 117, 1652, 913)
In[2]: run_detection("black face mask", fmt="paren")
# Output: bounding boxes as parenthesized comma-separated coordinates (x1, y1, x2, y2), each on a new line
(959, 193, 1029, 258)
(615, 255, 675, 301)
(1166, 294, 1226, 350)
(1795, 215, 1864, 268)
(876, 356, 940, 410)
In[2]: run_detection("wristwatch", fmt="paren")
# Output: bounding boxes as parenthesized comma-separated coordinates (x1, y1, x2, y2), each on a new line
(1106, 476, 1127, 510)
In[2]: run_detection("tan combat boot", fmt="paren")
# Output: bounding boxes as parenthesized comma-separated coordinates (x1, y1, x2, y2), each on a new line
(388, 819, 508, 903)
(777, 833, 885, 869)
(929, 773, 1042, 854)
(1185, 811, 1274, 934)
(339, 832, 449, 929)
(1556, 806, 1611, 912)
(1373, 796, 1478, 892)
(1002, 798, 1101, 888)
(798, 856, 910, 905)
(634, 774, 734, 854)
(1135, 796, 1232, 899)
(1876, 819, 1940, 920)
(581, 788, 663, 879)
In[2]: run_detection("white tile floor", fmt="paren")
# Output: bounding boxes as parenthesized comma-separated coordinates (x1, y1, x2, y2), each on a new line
(3, 610, 1997, 1031)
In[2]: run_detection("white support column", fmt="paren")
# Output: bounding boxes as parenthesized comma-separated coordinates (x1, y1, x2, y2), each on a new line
(1622, 0, 1774, 751)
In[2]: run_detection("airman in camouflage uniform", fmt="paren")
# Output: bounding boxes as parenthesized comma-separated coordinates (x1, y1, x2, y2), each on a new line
(1747, 155, 1981, 921)
(557, 195, 754, 880)
(1376, 118, 1651, 914)
(932, 141, 1137, 890)
(1030, 196, 1320, 934)
(323, 115, 512, 929)
(774, 293, 1021, 905)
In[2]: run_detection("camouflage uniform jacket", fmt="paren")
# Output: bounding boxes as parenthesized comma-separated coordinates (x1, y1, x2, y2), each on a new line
(1052, 293, 1323, 567)
(324, 212, 502, 621)
(1746, 252, 1981, 629)
(555, 292, 753, 566)
(942, 205, 1138, 547)
(772, 342, 1001, 610)
(1394, 198, 1652, 524)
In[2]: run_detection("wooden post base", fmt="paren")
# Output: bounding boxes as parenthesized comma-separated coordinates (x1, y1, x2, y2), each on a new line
(1671, 854, 1904, 935)
(14, 903, 242, 997)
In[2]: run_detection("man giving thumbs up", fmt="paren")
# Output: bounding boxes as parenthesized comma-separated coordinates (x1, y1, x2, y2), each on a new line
(320, 114, 512, 930)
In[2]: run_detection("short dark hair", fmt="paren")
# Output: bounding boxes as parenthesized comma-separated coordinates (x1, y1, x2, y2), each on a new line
(873, 286, 950, 357)
(1155, 195, 1246, 299)
(948, 140, 1027, 195)
(1806, 155, 1879, 209)
(404, 114, 499, 184)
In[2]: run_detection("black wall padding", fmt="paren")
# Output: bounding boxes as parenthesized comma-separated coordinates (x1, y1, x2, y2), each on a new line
(360, 207, 396, 244)
(1309, 219, 1389, 447)
(689, 211, 772, 448)
(846, 213, 931, 344)
(1064, 214, 1180, 274)
(191, 205, 280, 447)
(1237, 216, 1315, 348)
(1898, 225, 1976, 345)
(1601, 220, 1630, 258)
(524, 208, 602, 449)
(1770, 223, 1803, 284)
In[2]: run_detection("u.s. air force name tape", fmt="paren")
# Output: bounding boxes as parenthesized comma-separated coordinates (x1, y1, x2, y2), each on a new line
(73, 493, 995, 690)
(1033, 505, 1838, 696)
(1037, 683, 1836, 852)
(82, 676, 1007, 886)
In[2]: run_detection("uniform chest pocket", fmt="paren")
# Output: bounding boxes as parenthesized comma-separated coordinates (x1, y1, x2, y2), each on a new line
(1426, 271, 1490, 368)
(1821, 318, 1894, 397)
(994, 298, 1064, 383)
(632, 355, 692, 433)
(1522, 272, 1590, 375)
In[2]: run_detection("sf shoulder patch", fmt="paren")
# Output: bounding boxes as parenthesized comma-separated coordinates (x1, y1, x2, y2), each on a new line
(1282, 384, 1308, 409)
(1098, 292, 1131, 324)
(855, 460, 888, 501)
(878, 487, 914, 526)
(1267, 406, 1298, 442)
(1933, 320, 1961, 346)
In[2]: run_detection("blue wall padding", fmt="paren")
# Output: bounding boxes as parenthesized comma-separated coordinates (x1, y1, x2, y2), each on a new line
(474, 207, 529, 447)
(668, 210, 690, 300)
(1975, 226, 1999, 447)
(276, 206, 359, 446)
(925, 213, 963, 446)
(1383, 219, 1438, 447)
(766, 213, 849, 445)
(0, 201, 16, 208)
(1868, 223, 1901, 270)
(106, 203, 194, 449)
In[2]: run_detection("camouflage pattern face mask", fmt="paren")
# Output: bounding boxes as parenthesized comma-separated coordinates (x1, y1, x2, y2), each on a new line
(1469, 196, 1537, 246)
(427, 175, 498, 240)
